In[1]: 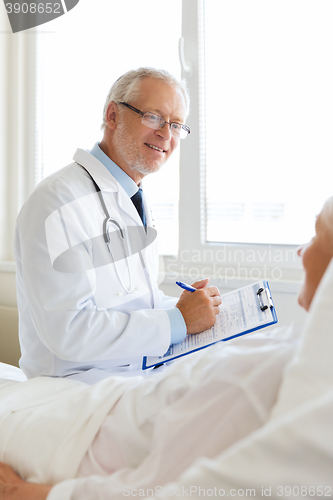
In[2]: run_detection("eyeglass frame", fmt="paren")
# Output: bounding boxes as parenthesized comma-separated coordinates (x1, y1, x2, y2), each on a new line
(118, 102, 190, 139)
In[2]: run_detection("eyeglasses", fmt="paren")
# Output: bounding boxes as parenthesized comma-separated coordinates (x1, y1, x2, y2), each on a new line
(119, 102, 190, 139)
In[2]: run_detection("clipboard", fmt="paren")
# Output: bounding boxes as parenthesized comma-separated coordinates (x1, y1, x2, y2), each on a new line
(142, 280, 278, 370)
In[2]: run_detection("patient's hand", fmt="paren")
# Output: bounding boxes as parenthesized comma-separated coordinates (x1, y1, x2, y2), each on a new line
(0, 461, 51, 500)
(176, 278, 222, 334)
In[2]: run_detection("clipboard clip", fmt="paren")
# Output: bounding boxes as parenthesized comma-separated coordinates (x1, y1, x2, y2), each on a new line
(257, 287, 273, 311)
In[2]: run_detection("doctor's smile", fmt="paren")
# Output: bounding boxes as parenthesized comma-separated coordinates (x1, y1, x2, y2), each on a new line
(144, 143, 167, 153)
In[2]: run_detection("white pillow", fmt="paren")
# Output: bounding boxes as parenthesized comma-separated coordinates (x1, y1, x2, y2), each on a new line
(0, 362, 27, 382)
(271, 257, 333, 419)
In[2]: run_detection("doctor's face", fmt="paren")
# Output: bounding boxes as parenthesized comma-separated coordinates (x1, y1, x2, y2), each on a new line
(112, 78, 187, 182)
(297, 212, 332, 311)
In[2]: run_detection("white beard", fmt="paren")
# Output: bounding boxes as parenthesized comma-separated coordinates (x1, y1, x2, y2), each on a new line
(113, 120, 164, 176)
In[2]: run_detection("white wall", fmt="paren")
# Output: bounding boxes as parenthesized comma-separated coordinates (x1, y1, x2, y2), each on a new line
(0, 268, 20, 366)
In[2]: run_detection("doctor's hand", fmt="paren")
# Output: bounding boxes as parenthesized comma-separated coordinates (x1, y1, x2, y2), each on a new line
(176, 278, 222, 335)
(0, 461, 51, 500)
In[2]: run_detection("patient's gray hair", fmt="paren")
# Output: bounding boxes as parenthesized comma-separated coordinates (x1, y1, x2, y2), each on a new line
(321, 196, 333, 254)
(101, 67, 190, 130)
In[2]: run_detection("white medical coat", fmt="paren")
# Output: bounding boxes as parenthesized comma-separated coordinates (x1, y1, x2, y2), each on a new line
(14, 149, 176, 379)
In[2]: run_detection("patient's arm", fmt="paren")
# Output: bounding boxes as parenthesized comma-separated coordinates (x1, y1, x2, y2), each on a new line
(0, 462, 51, 500)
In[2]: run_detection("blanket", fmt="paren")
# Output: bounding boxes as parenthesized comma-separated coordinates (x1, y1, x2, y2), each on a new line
(0, 325, 298, 488)
(0, 375, 140, 484)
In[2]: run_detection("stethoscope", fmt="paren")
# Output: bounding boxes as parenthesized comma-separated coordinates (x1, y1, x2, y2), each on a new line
(79, 165, 137, 296)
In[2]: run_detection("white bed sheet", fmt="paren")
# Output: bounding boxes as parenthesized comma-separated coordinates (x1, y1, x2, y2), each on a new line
(0, 373, 140, 484)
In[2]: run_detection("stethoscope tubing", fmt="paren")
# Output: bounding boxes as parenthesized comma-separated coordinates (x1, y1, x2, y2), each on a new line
(78, 164, 136, 295)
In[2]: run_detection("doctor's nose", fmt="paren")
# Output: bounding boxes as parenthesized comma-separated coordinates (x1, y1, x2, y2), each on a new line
(156, 123, 172, 141)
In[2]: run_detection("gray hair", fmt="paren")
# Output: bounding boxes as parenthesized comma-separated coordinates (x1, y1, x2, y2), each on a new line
(101, 67, 190, 130)
(321, 196, 333, 253)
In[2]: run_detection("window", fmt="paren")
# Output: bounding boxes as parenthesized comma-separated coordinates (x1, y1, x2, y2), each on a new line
(204, 0, 333, 246)
(176, 0, 333, 284)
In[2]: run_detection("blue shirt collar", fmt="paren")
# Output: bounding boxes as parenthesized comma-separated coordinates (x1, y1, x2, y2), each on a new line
(90, 142, 138, 198)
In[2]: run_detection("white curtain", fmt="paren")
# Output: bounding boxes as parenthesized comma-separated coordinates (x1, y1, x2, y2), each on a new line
(0, 5, 37, 261)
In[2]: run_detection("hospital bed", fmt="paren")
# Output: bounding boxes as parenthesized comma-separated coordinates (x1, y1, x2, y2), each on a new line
(0, 261, 333, 499)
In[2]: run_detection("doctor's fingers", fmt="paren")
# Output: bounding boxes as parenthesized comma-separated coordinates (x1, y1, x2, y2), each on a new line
(210, 295, 222, 314)
(211, 294, 222, 306)
(206, 285, 221, 297)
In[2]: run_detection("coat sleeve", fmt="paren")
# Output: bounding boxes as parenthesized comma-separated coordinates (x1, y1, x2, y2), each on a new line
(15, 173, 171, 367)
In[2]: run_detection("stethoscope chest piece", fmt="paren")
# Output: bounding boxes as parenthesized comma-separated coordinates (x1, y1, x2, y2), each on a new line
(104, 215, 137, 295)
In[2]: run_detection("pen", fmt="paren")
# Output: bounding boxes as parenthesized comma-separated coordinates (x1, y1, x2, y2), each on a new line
(176, 281, 197, 292)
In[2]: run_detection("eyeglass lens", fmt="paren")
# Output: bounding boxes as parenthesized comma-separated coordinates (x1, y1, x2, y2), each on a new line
(142, 112, 188, 139)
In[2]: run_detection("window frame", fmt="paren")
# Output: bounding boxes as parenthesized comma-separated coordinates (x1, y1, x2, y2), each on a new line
(173, 0, 303, 289)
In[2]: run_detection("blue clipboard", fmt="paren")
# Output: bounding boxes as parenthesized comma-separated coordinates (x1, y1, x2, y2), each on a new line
(142, 280, 278, 370)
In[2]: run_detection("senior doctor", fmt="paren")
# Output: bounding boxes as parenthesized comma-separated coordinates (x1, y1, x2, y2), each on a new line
(14, 67, 221, 384)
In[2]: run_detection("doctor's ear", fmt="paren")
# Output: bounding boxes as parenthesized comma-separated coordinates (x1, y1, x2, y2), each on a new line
(105, 102, 119, 130)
